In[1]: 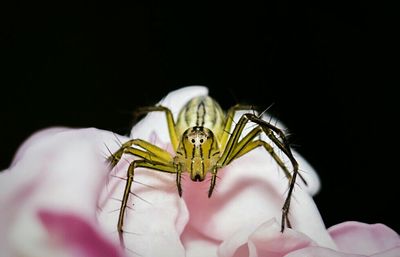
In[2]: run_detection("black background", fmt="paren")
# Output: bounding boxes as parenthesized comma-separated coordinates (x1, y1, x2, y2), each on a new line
(1, 1, 398, 233)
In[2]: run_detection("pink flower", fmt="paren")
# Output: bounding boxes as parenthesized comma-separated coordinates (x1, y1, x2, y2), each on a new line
(0, 86, 399, 257)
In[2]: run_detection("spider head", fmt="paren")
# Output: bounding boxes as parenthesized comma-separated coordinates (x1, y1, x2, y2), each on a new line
(176, 126, 219, 182)
(185, 126, 211, 148)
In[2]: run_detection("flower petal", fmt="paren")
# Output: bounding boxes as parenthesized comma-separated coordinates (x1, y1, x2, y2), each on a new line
(0, 127, 121, 257)
(247, 219, 313, 257)
(328, 221, 400, 255)
(218, 219, 315, 257)
(181, 224, 221, 257)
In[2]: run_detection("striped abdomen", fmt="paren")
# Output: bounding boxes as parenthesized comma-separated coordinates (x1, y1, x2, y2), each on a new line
(176, 96, 225, 139)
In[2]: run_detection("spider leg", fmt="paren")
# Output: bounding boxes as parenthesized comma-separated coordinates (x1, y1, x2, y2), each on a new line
(207, 106, 254, 197)
(216, 113, 303, 232)
(209, 113, 254, 197)
(224, 126, 292, 181)
(219, 104, 255, 150)
(208, 167, 218, 197)
(108, 138, 178, 249)
(245, 114, 301, 232)
(108, 137, 183, 196)
(218, 114, 254, 166)
(242, 114, 307, 184)
(117, 159, 176, 249)
(134, 106, 179, 150)
(108, 138, 172, 167)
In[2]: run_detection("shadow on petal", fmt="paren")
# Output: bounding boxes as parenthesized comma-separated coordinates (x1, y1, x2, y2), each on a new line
(38, 210, 125, 257)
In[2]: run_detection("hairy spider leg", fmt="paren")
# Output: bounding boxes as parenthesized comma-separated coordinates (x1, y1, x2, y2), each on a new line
(219, 104, 254, 150)
(206, 105, 255, 196)
(224, 126, 293, 181)
(219, 107, 306, 185)
(109, 138, 172, 166)
(108, 139, 176, 248)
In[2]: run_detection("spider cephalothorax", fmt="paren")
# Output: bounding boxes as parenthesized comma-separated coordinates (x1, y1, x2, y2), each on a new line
(109, 95, 305, 248)
(174, 126, 219, 183)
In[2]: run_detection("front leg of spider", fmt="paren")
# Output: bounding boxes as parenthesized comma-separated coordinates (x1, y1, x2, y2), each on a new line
(175, 164, 183, 197)
(208, 167, 218, 198)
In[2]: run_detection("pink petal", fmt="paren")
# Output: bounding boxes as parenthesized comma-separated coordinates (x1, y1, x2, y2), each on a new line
(219, 219, 315, 257)
(38, 210, 124, 257)
(248, 220, 313, 257)
(328, 221, 400, 255)
(181, 224, 221, 257)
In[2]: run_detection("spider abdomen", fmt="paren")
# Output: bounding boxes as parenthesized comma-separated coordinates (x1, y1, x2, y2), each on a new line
(176, 96, 225, 139)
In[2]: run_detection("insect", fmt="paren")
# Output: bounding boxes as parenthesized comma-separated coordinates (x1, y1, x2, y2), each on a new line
(108, 95, 306, 247)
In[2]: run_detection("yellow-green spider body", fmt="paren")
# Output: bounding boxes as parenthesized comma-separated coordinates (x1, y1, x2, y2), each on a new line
(174, 97, 224, 183)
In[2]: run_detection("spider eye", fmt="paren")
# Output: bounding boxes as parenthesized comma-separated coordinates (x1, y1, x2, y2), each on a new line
(191, 139, 195, 143)
(200, 139, 204, 143)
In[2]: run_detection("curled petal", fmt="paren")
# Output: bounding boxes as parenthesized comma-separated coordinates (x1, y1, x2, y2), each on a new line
(328, 222, 400, 255)
(284, 222, 400, 257)
(219, 219, 315, 257)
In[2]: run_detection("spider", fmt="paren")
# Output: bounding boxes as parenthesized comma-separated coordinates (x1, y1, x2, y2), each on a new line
(108, 95, 306, 247)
